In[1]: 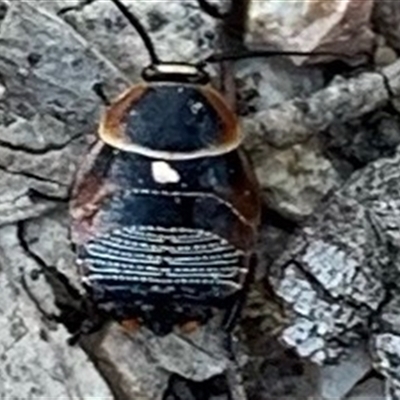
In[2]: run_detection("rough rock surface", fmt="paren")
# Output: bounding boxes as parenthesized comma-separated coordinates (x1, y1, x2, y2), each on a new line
(271, 149, 400, 397)
(373, 0, 400, 53)
(246, 0, 374, 65)
(345, 376, 384, 400)
(0, 224, 113, 399)
(61, 0, 219, 81)
(1, 0, 400, 399)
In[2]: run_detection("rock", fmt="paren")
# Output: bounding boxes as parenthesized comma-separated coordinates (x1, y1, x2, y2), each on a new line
(242, 70, 389, 149)
(243, 342, 319, 400)
(322, 111, 400, 170)
(272, 153, 400, 363)
(372, 333, 400, 400)
(24, 0, 80, 14)
(246, 0, 374, 65)
(386, 382, 400, 400)
(270, 148, 400, 395)
(60, 0, 219, 81)
(0, 224, 113, 399)
(94, 325, 170, 400)
(240, 60, 400, 219)
(371, 296, 400, 400)
(372, 1, 400, 53)
(235, 41, 330, 221)
(235, 57, 324, 115)
(317, 347, 372, 399)
(345, 377, 384, 400)
(374, 45, 398, 67)
(0, 1, 129, 226)
(250, 139, 340, 219)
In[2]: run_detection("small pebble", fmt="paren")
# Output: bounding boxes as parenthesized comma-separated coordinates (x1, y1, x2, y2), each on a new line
(374, 46, 398, 66)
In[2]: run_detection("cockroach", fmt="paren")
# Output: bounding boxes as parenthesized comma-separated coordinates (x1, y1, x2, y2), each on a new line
(68, 0, 334, 339)
(69, 0, 261, 337)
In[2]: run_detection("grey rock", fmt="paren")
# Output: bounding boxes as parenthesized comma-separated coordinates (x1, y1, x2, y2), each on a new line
(239, 58, 400, 218)
(242, 70, 389, 150)
(61, 0, 218, 81)
(373, 1, 400, 53)
(235, 56, 338, 220)
(372, 333, 400, 394)
(345, 377, 384, 400)
(251, 139, 340, 219)
(243, 341, 319, 400)
(0, 1, 129, 226)
(271, 149, 400, 396)
(95, 325, 170, 400)
(317, 347, 372, 400)
(0, 224, 113, 399)
(322, 111, 400, 171)
(371, 297, 400, 399)
(235, 57, 324, 114)
(374, 45, 398, 67)
(246, 0, 374, 65)
(23, 0, 80, 14)
(272, 151, 400, 363)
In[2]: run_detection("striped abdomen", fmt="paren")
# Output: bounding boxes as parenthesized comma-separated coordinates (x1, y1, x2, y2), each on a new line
(80, 225, 245, 301)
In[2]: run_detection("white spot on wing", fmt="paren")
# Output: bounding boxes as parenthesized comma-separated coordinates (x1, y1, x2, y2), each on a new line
(190, 102, 203, 114)
(151, 161, 180, 184)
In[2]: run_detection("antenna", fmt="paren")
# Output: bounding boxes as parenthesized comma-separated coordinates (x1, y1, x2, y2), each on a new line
(109, 0, 161, 65)
(109, 0, 350, 74)
(205, 49, 344, 63)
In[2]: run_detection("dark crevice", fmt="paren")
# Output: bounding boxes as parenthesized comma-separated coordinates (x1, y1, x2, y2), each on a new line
(92, 82, 111, 106)
(352, 369, 384, 388)
(368, 282, 396, 333)
(17, 220, 82, 303)
(0, 1, 8, 27)
(287, 258, 379, 320)
(380, 70, 396, 100)
(262, 206, 299, 234)
(27, 188, 69, 203)
(287, 259, 337, 302)
(57, 0, 97, 17)
(0, 163, 69, 188)
(20, 270, 58, 323)
(163, 373, 233, 400)
(379, 70, 400, 118)
(0, 132, 82, 155)
(197, 0, 231, 20)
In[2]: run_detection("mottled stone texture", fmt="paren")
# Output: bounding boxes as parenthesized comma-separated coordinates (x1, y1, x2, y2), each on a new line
(271, 150, 400, 398)
(246, 0, 374, 65)
(0, 0, 399, 399)
(373, 0, 400, 53)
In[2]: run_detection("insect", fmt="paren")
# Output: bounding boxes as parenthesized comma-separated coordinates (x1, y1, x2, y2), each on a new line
(69, 0, 261, 337)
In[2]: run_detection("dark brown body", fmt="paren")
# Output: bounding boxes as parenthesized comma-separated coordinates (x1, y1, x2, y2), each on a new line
(70, 81, 260, 334)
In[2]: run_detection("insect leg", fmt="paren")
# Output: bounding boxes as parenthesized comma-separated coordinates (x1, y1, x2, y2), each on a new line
(222, 254, 257, 332)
